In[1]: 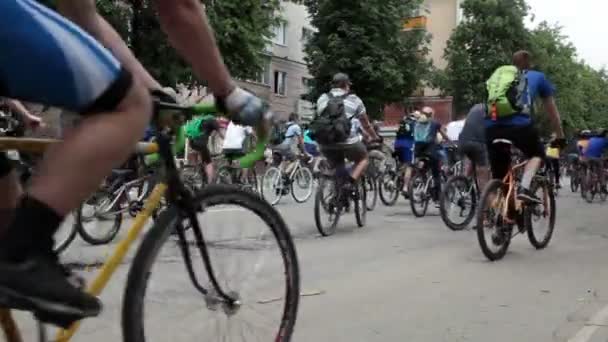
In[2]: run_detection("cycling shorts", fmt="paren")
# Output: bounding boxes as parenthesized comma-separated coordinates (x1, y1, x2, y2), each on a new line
(485, 124, 544, 180)
(0, 0, 132, 114)
(0, 0, 133, 178)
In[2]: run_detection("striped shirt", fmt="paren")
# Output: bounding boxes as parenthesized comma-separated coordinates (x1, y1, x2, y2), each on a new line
(316, 88, 366, 144)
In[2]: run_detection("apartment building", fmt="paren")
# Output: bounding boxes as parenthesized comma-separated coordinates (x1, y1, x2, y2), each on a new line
(240, 1, 314, 121)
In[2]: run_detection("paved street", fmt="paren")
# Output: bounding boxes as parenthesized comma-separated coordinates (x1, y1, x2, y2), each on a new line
(11, 185, 608, 342)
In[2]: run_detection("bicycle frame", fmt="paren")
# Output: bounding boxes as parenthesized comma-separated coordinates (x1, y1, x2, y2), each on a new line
(500, 160, 527, 224)
(0, 102, 244, 342)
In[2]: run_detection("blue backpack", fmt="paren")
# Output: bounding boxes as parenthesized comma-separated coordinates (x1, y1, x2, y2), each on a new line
(414, 121, 434, 143)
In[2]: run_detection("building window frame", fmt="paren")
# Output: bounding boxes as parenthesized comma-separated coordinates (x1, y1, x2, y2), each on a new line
(274, 71, 287, 96)
(273, 21, 288, 46)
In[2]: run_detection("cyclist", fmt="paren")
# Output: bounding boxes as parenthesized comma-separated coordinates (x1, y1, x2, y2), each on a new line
(578, 129, 592, 155)
(394, 111, 417, 195)
(485, 50, 565, 203)
(0, 0, 269, 326)
(412, 106, 450, 201)
(545, 133, 562, 189)
(222, 120, 254, 182)
(583, 128, 608, 193)
(184, 110, 225, 182)
(315, 73, 381, 187)
(458, 103, 490, 191)
(275, 113, 305, 176)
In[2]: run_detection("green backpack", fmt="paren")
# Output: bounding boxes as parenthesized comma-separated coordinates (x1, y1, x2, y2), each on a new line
(184, 114, 215, 139)
(486, 65, 530, 120)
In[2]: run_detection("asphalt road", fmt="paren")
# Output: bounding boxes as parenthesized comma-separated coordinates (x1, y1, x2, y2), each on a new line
(11, 183, 608, 342)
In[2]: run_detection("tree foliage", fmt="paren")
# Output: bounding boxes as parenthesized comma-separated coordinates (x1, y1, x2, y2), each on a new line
(303, 0, 431, 118)
(39, 0, 281, 86)
(440, 0, 532, 113)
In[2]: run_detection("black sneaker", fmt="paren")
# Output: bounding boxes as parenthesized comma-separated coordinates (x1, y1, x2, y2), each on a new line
(516, 187, 542, 204)
(0, 253, 101, 328)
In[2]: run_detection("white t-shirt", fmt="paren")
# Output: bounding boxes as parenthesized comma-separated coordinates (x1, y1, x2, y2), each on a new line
(446, 119, 465, 141)
(222, 121, 252, 150)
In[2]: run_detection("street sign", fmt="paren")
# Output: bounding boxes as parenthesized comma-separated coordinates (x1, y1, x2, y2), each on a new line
(403, 16, 427, 31)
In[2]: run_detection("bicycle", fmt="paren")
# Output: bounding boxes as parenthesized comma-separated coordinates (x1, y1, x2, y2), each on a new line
(0, 101, 300, 342)
(75, 158, 158, 246)
(314, 166, 367, 236)
(582, 158, 608, 203)
(262, 153, 314, 205)
(408, 156, 444, 218)
(216, 152, 259, 193)
(476, 139, 556, 261)
(439, 159, 480, 231)
(364, 143, 386, 211)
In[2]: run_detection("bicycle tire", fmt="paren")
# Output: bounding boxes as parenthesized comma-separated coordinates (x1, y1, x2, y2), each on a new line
(262, 167, 284, 206)
(584, 169, 596, 203)
(314, 177, 341, 236)
(76, 190, 123, 245)
(408, 172, 429, 218)
(122, 185, 300, 342)
(354, 179, 367, 227)
(526, 180, 556, 249)
(215, 165, 234, 185)
(53, 213, 79, 254)
(291, 167, 313, 203)
(378, 171, 400, 206)
(476, 180, 512, 261)
(570, 173, 579, 193)
(440, 175, 476, 231)
(365, 176, 378, 211)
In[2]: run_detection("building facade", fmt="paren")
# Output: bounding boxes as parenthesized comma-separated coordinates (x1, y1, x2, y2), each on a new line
(240, 1, 314, 121)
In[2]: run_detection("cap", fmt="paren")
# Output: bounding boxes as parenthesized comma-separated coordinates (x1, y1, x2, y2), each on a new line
(332, 73, 352, 86)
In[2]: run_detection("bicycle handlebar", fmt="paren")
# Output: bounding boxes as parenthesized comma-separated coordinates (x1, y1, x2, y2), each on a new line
(156, 101, 271, 168)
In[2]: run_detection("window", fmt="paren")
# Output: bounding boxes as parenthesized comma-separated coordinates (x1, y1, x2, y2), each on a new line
(273, 22, 287, 46)
(274, 71, 287, 95)
(301, 27, 314, 42)
(255, 58, 271, 85)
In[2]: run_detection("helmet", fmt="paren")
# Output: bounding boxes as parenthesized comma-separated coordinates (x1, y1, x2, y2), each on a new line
(580, 129, 592, 138)
(332, 73, 352, 87)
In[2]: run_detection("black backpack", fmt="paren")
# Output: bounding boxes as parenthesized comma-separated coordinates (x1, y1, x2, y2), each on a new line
(309, 93, 351, 145)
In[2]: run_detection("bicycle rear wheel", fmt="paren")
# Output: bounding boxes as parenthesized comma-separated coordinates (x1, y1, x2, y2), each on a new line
(409, 172, 429, 218)
(364, 176, 378, 211)
(440, 175, 476, 231)
(76, 189, 123, 245)
(378, 171, 400, 206)
(291, 167, 313, 203)
(354, 179, 367, 227)
(314, 177, 341, 236)
(526, 179, 556, 249)
(123, 185, 299, 342)
(476, 180, 512, 261)
(261, 167, 284, 206)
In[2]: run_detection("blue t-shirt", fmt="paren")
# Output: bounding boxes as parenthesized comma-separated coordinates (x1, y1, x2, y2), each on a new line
(584, 137, 608, 158)
(414, 120, 441, 144)
(281, 122, 302, 146)
(485, 70, 556, 127)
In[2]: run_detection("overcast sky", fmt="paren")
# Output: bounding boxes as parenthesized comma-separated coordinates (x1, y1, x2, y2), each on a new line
(526, 0, 606, 69)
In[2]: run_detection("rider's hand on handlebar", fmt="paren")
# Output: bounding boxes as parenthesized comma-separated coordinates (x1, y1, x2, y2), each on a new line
(217, 87, 270, 134)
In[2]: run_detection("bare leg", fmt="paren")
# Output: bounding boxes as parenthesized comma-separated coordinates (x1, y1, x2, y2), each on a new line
(28, 83, 151, 215)
(351, 157, 369, 180)
(521, 157, 542, 190)
(205, 163, 215, 183)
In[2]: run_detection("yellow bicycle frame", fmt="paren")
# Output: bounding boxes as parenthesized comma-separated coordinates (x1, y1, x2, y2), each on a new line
(0, 137, 165, 341)
(56, 182, 167, 341)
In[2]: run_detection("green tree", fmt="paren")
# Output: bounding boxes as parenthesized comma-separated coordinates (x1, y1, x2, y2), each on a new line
(39, 0, 281, 86)
(441, 0, 532, 113)
(529, 22, 608, 135)
(303, 0, 431, 118)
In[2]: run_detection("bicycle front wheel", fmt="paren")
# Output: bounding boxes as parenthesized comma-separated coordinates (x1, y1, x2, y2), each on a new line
(123, 185, 300, 342)
(378, 171, 400, 206)
(262, 167, 284, 206)
(354, 178, 367, 227)
(365, 176, 378, 211)
(408, 172, 429, 218)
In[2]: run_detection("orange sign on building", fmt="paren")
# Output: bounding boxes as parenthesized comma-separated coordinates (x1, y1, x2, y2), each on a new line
(402, 16, 428, 31)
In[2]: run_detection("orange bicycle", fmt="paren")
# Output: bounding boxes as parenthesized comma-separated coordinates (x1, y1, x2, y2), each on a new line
(476, 140, 556, 261)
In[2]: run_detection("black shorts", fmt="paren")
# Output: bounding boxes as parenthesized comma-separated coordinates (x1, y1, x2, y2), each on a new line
(223, 148, 245, 161)
(0, 152, 11, 178)
(458, 141, 488, 167)
(414, 142, 438, 160)
(320, 141, 367, 169)
(486, 124, 544, 179)
(190, 136, 212, 164)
